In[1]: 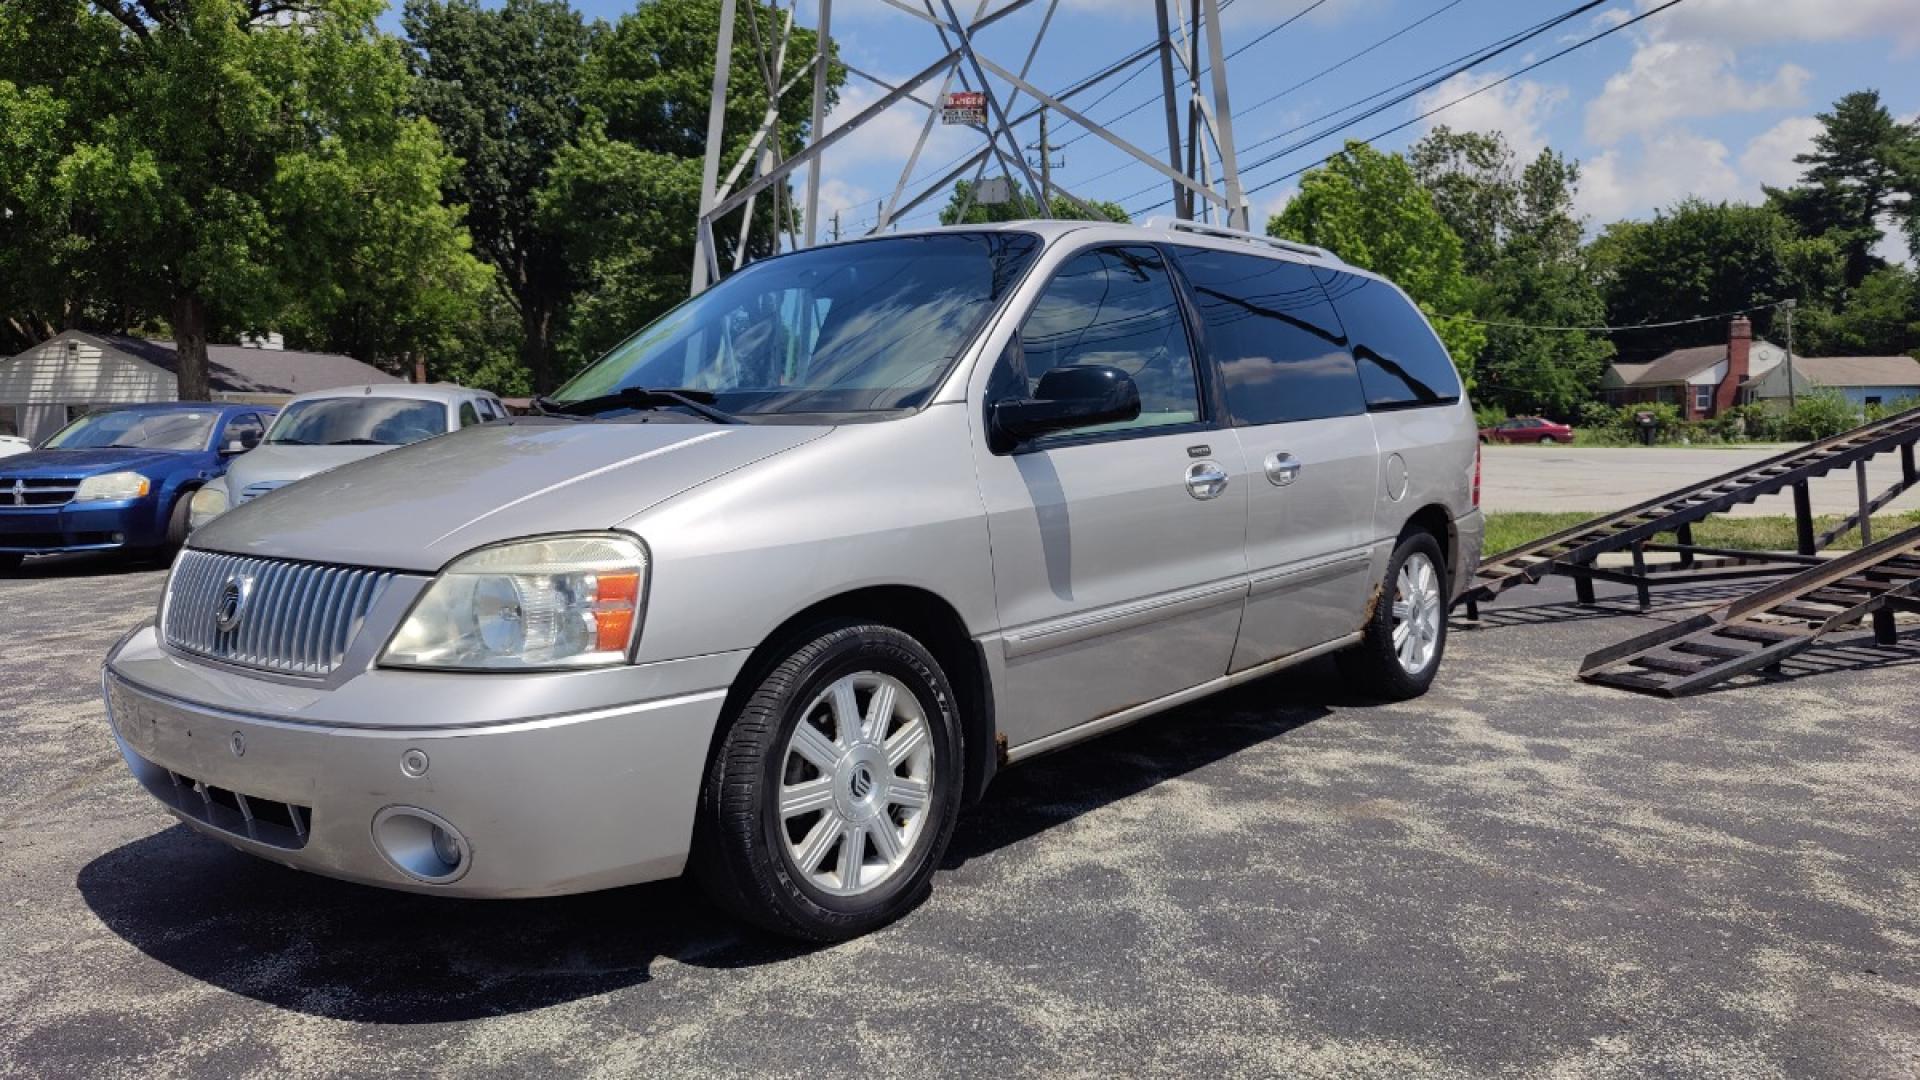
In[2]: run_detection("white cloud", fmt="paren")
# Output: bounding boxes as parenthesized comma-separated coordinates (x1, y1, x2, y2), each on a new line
(1635, 0, 1920, 51)
(1738, 115, 1821, 190)
(1584, 39, 1809, 145)
(818, 77, 982, 172)
(1415, 72, 1567, 161)
(1577, 130, 1745, 221)
(1254, 186, 1297, 231)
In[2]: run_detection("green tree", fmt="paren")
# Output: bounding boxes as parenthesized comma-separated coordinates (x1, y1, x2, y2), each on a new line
(1765, 90, 1920, 288)
(1591, 199, 1802, 359)
(1796, 265, 1920, 357)
(1470, 150, 1613, 415)
(937, 177, 1128, 225)
(2, 0, 483, 396)
(1409, 125, 1516, 275)
(404, 0, 597, 392)
(1270, 140, 1485, 381)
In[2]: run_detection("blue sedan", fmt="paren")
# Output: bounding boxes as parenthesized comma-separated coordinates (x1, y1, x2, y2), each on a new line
(0, 403, 272, 569)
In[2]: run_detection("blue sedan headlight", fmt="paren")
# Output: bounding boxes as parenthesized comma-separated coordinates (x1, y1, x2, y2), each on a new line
(73, 472, 152, 502)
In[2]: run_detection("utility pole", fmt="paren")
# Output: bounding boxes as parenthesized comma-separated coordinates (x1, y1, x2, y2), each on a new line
(1039, 107, 1051, 210)
(831, 210, 840, 242)
(1784, 299, 1798, 410)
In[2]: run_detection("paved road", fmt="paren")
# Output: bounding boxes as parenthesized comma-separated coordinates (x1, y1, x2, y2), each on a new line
(1482, 444, 1920, 517)
(3, 554, 1918, 1077)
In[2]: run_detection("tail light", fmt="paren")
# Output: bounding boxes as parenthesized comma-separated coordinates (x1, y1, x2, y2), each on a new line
(1472, 443, 1482, 508)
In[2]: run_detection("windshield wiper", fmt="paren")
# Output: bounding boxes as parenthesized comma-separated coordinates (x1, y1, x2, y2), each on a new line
(328, 438, 392, 445)
(532, 387, 741, 425)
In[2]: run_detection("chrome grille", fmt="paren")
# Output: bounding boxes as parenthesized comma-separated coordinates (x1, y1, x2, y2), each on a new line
(0, 476, 81, 507)
(164, 550, 396, 676)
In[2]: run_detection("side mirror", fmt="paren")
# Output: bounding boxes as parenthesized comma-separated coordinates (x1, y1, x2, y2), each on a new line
(989, 364, 1142, 452)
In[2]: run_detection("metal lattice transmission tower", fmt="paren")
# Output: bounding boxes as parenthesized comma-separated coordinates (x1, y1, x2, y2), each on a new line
(690, 0, 1250, 293)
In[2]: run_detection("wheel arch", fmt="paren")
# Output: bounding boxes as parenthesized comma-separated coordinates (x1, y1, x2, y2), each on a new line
(1399, 502, 1457, 587)
(712, 584, 999, 807)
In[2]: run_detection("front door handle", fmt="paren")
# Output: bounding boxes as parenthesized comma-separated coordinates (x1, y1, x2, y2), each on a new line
(1265, 452, 1302, 487)
(1185, 460, 1229, 500)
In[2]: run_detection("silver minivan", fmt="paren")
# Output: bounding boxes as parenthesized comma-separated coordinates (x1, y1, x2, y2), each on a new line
(103, 220, 1483, 940)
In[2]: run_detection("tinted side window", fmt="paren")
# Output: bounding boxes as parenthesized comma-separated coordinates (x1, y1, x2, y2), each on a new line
(459, 401, 480, 427)
(1015, 245, 1201, 433)
(1171, 246, 1363, 425)
(1319, 271, 1462, 409)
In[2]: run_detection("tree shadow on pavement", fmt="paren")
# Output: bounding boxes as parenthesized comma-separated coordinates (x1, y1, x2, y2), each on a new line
(77, 658, 1348, 1024)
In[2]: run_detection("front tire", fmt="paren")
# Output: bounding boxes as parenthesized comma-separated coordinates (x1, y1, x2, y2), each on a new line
(0, 553, 21, 573)
(1538, 434, 1558, 444)
(1338, 532, 1449, 701)
(691, 620, 963, 942)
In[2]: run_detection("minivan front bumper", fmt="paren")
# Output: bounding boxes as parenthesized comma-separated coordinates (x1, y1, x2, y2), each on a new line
(103, 626, 741, 898)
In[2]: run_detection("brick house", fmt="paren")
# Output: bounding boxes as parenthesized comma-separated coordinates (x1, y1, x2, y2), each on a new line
(1598, 316, 1787, 420)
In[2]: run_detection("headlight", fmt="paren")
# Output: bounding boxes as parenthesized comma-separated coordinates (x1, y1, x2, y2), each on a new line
(188, 485, 228, 530)
(381, 534, 647, 671)
(74, 471, 151, 502)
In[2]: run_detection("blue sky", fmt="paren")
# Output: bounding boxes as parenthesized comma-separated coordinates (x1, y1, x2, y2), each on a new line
(405, 0, 1920, 252)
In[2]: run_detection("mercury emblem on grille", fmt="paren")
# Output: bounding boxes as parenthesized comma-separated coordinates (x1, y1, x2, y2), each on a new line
(7, 479, 21, 506)
(214, 574, 256, 633)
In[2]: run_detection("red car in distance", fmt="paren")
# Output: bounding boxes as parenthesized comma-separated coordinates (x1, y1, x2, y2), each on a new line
(1480, 416, 1575, 444)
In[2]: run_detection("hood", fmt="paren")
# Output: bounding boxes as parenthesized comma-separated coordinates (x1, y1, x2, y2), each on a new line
(0, 446, 192, 477)
(191, 418, 832, 571)
(222, 443, 393, 492)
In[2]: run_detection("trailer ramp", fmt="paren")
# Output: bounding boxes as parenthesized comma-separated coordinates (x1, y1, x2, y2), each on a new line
(1577, 524, 1920, 696)
(1462, 405, 1920, 612)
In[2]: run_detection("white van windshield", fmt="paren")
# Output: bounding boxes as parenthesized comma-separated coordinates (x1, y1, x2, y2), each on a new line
(553, 232, 1041, 419)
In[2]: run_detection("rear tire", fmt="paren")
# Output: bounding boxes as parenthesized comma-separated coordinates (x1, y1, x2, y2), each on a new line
(691, 619, 963, 942)
(1338, 532, 1449, 701)
(0, 553, 21, 573)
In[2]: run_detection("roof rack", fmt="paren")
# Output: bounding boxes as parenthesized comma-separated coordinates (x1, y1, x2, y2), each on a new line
(1141, 217, 1338, 262)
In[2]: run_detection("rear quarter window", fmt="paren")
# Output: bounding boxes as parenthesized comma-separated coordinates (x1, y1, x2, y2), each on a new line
(1171, 246, 1363, 425)
(1318, 270, 1462, 410)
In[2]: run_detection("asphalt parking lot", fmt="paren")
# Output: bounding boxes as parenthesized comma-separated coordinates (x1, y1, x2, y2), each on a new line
(3, 553, 1918, 1078)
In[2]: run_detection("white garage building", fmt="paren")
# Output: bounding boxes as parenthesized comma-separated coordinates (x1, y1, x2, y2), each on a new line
(0, 330, 400, 445)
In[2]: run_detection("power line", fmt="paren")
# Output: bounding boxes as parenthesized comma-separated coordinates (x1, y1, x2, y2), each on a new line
(1434, 299, 1792, 334)
(1053, 0, 1317, 155)
(1072, 0, 1471, 194)
(1228, 0, 1472, 133)
(1237, 0, 1689, 199)
(1110, 1, 1600, 210)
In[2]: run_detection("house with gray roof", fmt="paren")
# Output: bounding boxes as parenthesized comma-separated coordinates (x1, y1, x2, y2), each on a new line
(1601, 316, 1920, 419)
(0, 330, 400, 444)
(1744, 353, 1920, 410)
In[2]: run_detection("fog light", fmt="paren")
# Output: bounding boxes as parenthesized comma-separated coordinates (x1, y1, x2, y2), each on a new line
(371, 806, 471, 884)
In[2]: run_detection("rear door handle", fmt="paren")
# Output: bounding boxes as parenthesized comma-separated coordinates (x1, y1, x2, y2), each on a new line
(1264, 452, 1302, 487)
(1185, 460, 1229, 500)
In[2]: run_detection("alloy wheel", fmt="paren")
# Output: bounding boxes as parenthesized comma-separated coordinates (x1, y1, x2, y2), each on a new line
(1390, 552, 1443, 675)
(777, 671, 935, 897)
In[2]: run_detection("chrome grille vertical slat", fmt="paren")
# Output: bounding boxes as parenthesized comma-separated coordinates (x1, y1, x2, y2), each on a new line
(161, 551, 395, 677)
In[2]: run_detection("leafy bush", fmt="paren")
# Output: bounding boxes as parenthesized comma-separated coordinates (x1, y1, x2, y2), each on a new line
(1474, 403, 1508, 430)
(1866, 395, 1920, 422)
(1714, 403, 1784, 442)
(1577, 400, 1617, 431)
(1783, 391, 1861, 441)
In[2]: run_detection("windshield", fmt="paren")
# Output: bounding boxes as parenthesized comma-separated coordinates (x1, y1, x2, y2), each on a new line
(553, 232, 1042, 418)
(44, 409, 216, 451)
(265, 398, 449, 447)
